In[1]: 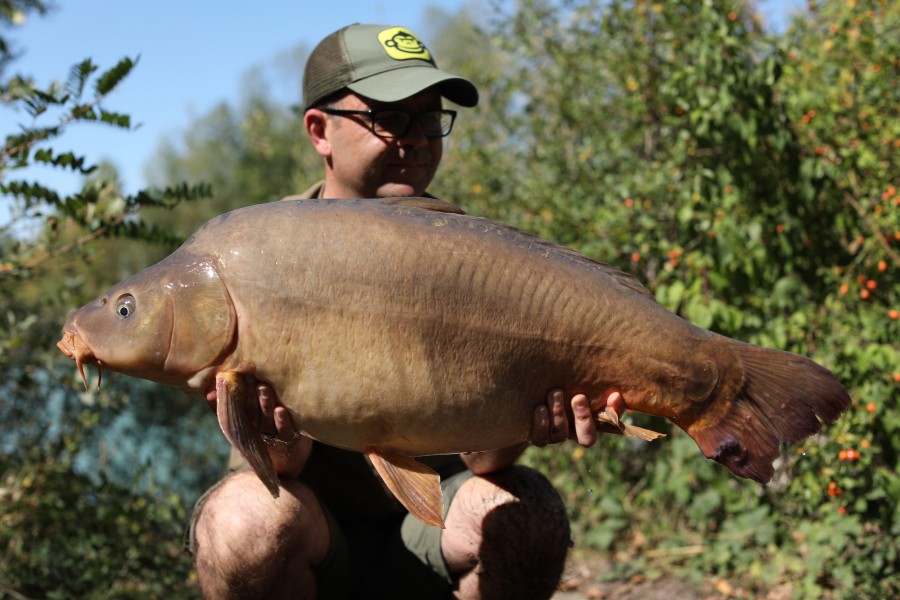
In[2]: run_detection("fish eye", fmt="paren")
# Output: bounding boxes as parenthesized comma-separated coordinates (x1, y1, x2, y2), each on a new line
(114, 294, 136, 319)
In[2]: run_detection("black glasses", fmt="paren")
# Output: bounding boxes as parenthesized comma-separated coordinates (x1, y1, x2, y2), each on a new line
(319, 108, 457, 139)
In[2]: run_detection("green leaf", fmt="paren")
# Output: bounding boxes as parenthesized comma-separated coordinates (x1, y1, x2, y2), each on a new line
(67, 58, 98, 98)
(94, 56, 138, 96)
(32, 148, 96, 174)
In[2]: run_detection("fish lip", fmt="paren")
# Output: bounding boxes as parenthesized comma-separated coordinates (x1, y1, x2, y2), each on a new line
(57, 328, 100, 390)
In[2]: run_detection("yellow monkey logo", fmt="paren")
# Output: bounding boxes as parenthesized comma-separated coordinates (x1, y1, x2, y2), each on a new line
(378, 27, 433, 63)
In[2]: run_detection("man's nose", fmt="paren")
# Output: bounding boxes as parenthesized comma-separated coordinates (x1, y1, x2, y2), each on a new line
(397, 117, 430, 145)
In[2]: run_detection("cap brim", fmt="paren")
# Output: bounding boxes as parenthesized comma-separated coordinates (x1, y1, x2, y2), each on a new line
(348, 66, 479, 108)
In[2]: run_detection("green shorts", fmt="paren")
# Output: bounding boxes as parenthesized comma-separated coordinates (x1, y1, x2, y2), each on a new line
(187, 468, 474, 599)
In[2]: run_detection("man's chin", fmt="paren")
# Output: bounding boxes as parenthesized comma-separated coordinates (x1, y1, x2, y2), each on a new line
(377, 182, 428, 198)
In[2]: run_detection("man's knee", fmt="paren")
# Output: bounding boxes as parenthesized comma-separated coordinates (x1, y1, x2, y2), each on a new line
(192, 471, 330, 598)
(444, 465, 571, 599)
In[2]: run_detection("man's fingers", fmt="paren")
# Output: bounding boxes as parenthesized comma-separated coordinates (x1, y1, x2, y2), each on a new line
(258, 383, 276, 417)
(606, 390, 625, 418)
(571, 394, 597, 448)
(548, 390, 569, 443)
(273, 406, 295, 442)
(531, 404, 550, 447)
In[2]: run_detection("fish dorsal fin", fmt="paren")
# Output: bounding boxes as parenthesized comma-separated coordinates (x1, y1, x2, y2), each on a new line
(379, 196, 466, 215)
(216, 371, 281, 498)
(366, 449, 445, 528)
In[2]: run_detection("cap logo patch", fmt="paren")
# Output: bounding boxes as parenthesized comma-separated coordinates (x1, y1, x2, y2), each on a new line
(378, 27, 433, 63)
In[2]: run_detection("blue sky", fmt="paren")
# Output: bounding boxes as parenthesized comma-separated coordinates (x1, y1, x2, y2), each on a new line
(0, 0, 805, 200)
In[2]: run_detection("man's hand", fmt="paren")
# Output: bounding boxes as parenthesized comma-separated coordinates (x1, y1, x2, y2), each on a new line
(529, 389, 626, 448)
(244, 377, 311, 478)
(462, 389, 626, 475)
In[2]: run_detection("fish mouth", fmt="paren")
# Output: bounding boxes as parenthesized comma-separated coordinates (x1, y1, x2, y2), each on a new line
(57, 329, 102, 390)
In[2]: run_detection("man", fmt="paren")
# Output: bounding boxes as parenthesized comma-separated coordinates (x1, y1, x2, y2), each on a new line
(189, 23, 623, 599)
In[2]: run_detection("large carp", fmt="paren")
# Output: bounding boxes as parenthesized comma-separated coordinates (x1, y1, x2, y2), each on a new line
(57, 198, 850, 527)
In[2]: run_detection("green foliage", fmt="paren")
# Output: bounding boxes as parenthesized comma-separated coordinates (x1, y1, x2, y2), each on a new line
(0, 5, 214, 597)
(438, 0, 898, 596)
(0, 415, 196, 599)
(147, 87, 321, 239)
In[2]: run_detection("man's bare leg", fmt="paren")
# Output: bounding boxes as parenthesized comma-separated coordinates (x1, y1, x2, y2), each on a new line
(192, 470, 330, 600)
(441, 466, 571, 600)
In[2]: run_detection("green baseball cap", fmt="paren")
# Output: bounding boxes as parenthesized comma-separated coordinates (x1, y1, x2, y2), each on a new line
(302, 23, 479, 111)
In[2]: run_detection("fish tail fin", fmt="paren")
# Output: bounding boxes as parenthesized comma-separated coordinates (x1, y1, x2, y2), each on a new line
(677, 339, 850, 483)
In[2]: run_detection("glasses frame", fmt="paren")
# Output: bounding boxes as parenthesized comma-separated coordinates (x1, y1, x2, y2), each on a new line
(319, 108, 458, 139)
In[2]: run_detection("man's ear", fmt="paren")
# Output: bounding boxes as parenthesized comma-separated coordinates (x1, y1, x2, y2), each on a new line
(304, 109, 332, 158)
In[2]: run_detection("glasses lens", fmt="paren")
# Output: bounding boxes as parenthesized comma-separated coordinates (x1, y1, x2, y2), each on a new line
(371, 111, 412, 138)
(420, 111, 454, 137)
(371, 110, 454, 139)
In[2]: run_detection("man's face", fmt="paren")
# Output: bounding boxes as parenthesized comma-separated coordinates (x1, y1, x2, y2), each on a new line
(321, 89, 444, 198)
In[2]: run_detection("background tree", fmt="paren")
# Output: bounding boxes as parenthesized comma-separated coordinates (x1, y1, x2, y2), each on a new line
(0, 2, 211, 596)
(435, 0, 897, 596)
(146, 61, 322, 239)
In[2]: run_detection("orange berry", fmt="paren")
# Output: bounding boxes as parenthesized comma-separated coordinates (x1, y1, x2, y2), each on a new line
(776, 224, 785, 233)
(838, 506, 847, 516)
(893, 372, 900, 383)
(866, 402, 876, 413)
(839, 449, 848, 461)
(861, 439, 871, 449)
(727, 11, 738, 21)
(889, 309, 899, 320)
(840, 284, 849, 295)
(866, 279, 877, 290)
(860, 289, 870, 300)
(878, 260, 888, 272)
(631, 252, 641, 262)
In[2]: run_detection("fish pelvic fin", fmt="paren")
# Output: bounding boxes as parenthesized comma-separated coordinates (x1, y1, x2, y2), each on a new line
(215, 371, 280, 499)
(594, 406, 666, 442)
(366, 449, 445, 528)
(678, 339, 851, 484)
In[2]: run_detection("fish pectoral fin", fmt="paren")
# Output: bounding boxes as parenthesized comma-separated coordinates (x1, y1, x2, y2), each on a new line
(366, 449, 445, 528)
(215, 371, 281, 499)
(594, 406, 666, 442)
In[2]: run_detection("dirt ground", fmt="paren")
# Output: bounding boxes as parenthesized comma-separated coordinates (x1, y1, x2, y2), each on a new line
(551, 553, 796, 600)
(551, 553, 718, 600)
